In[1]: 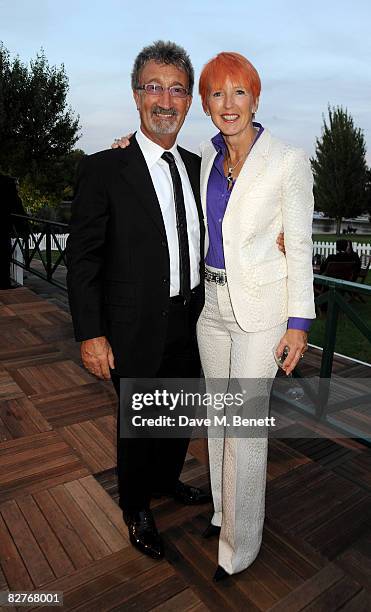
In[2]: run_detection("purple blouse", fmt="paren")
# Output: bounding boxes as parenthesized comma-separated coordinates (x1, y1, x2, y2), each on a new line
(205, 123, 312, 333)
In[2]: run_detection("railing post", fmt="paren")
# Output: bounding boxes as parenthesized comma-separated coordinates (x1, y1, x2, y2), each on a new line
(45, 224, 52, 282)
(317, 286, 339, 418)
(24, 230, 30, 269)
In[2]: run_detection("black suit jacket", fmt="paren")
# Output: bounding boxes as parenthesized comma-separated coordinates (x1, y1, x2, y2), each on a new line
(66, 135, 204, 376)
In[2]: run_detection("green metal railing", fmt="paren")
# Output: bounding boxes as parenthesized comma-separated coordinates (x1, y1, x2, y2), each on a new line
(277, 274, 371, 442)
(10, 213, 68, 290)
(10, 214, 371, 437)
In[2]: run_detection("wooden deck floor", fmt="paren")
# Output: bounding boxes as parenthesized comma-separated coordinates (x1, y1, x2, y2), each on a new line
(0, 285, 371, 611)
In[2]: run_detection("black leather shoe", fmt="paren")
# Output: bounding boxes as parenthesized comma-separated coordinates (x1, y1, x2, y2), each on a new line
(173, 480, 211, 505)
(125, 509, 164, 560)
(202, 523, 221, 538)
(213, 565, 230, 582)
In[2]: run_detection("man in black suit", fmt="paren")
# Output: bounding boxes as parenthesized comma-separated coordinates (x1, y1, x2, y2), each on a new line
(66, 41, 208, 560)
(0, 175, 27, 289)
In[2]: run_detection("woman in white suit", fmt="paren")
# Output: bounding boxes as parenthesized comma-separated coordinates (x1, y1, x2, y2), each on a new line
(196, 51, 315, 581)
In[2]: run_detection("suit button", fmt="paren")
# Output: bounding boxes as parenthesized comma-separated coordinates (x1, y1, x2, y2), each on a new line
(163, 277, 169, 284)
(161, 240, 167, 247)
(161, 310, 168, 317)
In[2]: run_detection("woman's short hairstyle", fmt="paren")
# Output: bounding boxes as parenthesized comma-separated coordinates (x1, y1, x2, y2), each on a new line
(199, 52, 261, 110)
(131, 40, 194, 95)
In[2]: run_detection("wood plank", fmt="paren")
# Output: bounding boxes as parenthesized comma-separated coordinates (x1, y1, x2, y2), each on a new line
(0, 415, 13, 442)
(0, 561, 8, 591)
(78, 475, 128, 541)
(0, 509, 34, 590)
(302, 575, 362, 611)
(59, 421, 115, 473)
(150, 587, 204, 612)
(33, 489, 93, 569)
(109, 575, 187, 612)
(12, 360, 93, 397)
(22, 548, 153, 612)
(26, 555, 168, 612)
(17, 494, 74, 578)
(33, 384, 115, 427)
(263, 522, 326, 576)
(0, 499, 54, 587)
(64, 480, 127, 552)
(268, 563, 344, 611)
(0, 396, 51, 438)
(49, 484, 112, 560)
(330, 588, 371, 612)
(0, 287, 42, 305)
(305, 494, 371, 557)
(81, 420, 116, 462)
(0, 370, 24, 400)
(0, 430, 90, 502)
(59, 425, 108, 473)
(72, 563, 178, 612)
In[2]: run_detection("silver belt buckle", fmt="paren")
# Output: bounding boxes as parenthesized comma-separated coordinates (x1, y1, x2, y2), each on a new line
(205, 268, 227, 285)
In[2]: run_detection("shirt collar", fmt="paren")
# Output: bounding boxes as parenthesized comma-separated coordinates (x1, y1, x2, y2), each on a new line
(211, 121, 264, 154)
(136, 127, 180, 169)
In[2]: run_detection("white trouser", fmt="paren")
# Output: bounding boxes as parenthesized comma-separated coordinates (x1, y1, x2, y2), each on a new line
(197, 275, 287, 575)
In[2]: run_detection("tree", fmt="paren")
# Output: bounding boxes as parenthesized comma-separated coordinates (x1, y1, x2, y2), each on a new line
(311, 106, 368, 235)
(366, 168, 371, 222)
(0, 43, 82, 211)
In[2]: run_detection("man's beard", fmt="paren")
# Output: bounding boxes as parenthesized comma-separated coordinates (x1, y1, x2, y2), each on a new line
(149, 105, 179, 134)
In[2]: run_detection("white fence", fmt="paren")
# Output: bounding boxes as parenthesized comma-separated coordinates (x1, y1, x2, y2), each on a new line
(313, 241, 371, 258)
(28, 233, 68, 251)
(27, 234, 371, 259)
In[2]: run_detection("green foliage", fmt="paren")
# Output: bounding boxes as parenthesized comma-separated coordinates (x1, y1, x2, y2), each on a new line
(18, 179, 54, 215)
(311, 106, 368, 234)
(0, 42, 83, 207)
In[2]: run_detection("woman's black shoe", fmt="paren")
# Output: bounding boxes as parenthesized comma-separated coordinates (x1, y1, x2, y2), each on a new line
(213, 565, 229, 582)
(202, 523, 221, 538)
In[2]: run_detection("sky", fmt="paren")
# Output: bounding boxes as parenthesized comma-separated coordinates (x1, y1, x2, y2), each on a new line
(1, 0, 371, 162)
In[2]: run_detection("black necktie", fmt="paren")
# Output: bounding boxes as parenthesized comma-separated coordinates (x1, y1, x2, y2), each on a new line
(161, 151, 191, 303)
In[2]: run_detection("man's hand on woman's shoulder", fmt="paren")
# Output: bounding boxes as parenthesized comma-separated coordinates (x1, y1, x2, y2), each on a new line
(111, 134, 133, 149)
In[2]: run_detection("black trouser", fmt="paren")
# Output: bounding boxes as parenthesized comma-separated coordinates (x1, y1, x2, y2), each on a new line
(111, 293, 201, 515)
(0, 233, 12, 289)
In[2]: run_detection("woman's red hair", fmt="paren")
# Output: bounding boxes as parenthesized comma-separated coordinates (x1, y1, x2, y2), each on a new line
(199, 52, 261, 110)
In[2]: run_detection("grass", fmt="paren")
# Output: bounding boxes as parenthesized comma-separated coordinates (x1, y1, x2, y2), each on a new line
(313, 233, 371, 244)
(32, 251, 66, 266)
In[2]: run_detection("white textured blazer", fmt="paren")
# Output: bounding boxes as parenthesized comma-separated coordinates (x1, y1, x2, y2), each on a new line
(200, 128, 316, 332)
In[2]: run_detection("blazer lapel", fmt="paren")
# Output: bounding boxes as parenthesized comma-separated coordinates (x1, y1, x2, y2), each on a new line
(119, 135, 167, 237)
(226, 129, 272, 211)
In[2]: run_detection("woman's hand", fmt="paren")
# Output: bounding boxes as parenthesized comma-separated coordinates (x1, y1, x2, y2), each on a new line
(275, 329, 308, 375)
(276, 231, 285, 254)
(111, 133, 133, 149)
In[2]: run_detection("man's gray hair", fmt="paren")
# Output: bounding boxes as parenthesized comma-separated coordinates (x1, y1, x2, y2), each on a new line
(131, 40, 194, 95)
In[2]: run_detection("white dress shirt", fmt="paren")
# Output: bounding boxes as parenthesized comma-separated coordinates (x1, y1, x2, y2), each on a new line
(136, 128, 200, 297)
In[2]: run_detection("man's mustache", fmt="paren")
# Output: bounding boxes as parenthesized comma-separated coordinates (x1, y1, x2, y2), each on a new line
(152, 105, 178, 117)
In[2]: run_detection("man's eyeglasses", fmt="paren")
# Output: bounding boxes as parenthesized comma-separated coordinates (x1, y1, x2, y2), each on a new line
(136, 83, 189, 98)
